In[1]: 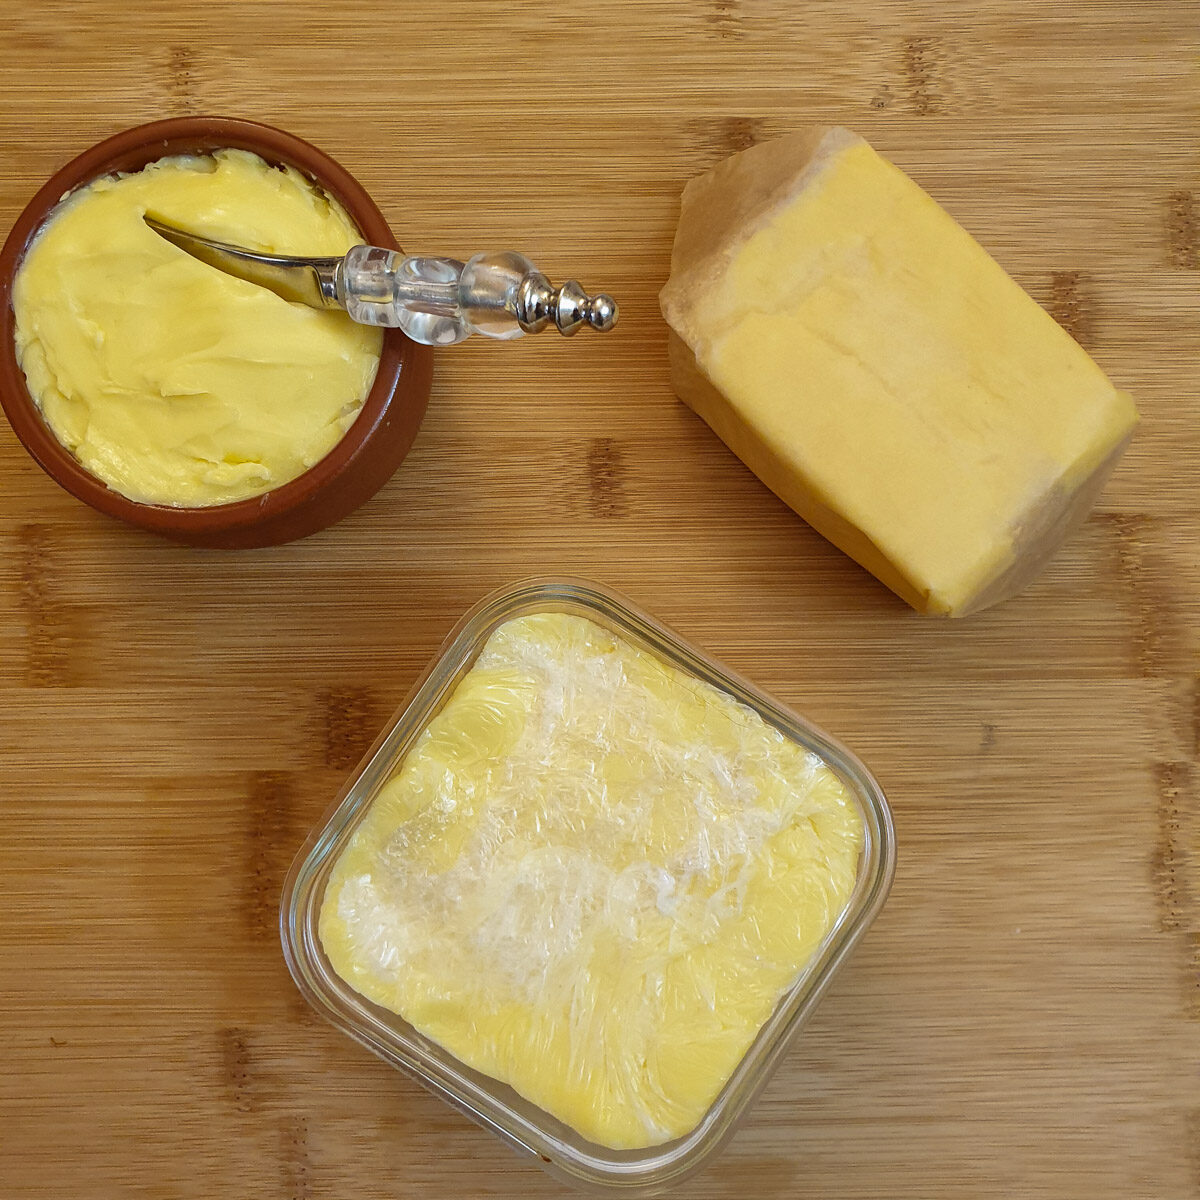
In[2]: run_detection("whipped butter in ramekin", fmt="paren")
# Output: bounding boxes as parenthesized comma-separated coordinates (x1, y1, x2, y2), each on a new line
(0, 118, 432, 547)
(13, 148, 382, 508)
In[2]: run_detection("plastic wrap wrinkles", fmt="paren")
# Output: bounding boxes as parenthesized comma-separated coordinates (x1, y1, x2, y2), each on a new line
(320, 612, 863, 1149)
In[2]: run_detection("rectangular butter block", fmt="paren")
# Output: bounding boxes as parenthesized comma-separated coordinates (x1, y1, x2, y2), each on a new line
(659, 127, 1138, 616)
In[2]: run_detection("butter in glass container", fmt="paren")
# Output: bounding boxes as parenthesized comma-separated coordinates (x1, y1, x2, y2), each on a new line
(283, 579, 895, 1193)
(321, 609, 864, 1149)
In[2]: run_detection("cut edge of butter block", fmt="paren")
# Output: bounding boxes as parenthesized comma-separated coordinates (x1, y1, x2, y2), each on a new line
(659, 126, 1138, 617)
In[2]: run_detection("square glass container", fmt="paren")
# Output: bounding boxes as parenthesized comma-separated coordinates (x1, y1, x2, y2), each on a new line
(281, 577, 895, 1194)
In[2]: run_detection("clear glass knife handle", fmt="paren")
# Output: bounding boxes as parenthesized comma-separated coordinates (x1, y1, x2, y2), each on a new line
(336, 246, 618, 345)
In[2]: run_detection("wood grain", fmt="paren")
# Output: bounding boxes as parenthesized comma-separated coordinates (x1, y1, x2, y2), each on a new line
(1, 2, 1197, 1197)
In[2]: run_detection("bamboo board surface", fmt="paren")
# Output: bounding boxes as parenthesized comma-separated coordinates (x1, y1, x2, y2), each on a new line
(1, 3, 1197, 1197)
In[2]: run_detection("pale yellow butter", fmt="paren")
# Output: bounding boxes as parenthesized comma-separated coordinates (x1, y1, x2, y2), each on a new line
(13, 149, 382, 507)
(320, 612, 863, 1149)
(660, 128, 1138, 616)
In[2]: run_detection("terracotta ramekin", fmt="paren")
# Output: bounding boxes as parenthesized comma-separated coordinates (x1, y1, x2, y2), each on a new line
(0, 117, 433, 548)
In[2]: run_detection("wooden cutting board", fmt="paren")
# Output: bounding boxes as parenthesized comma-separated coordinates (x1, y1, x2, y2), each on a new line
(1, 3, 1197, 1197)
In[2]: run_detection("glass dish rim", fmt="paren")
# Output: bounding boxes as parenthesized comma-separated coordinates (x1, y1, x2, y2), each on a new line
(280, 575, 896, 1194)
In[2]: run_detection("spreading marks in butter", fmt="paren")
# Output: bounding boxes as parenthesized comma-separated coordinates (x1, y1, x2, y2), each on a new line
(320, 612, 863, 1150)
(12, 149, 382, 508)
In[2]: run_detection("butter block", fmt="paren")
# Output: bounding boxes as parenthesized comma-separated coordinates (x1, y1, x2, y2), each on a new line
(659, 127, 1138, 616)
(320, 612, 863, 1150)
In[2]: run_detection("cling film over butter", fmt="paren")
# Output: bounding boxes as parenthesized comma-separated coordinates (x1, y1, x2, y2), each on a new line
(319, 612, 863, 1149)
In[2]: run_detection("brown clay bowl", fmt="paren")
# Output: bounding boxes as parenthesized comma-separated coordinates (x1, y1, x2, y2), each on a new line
(0, 116, 433, 548)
